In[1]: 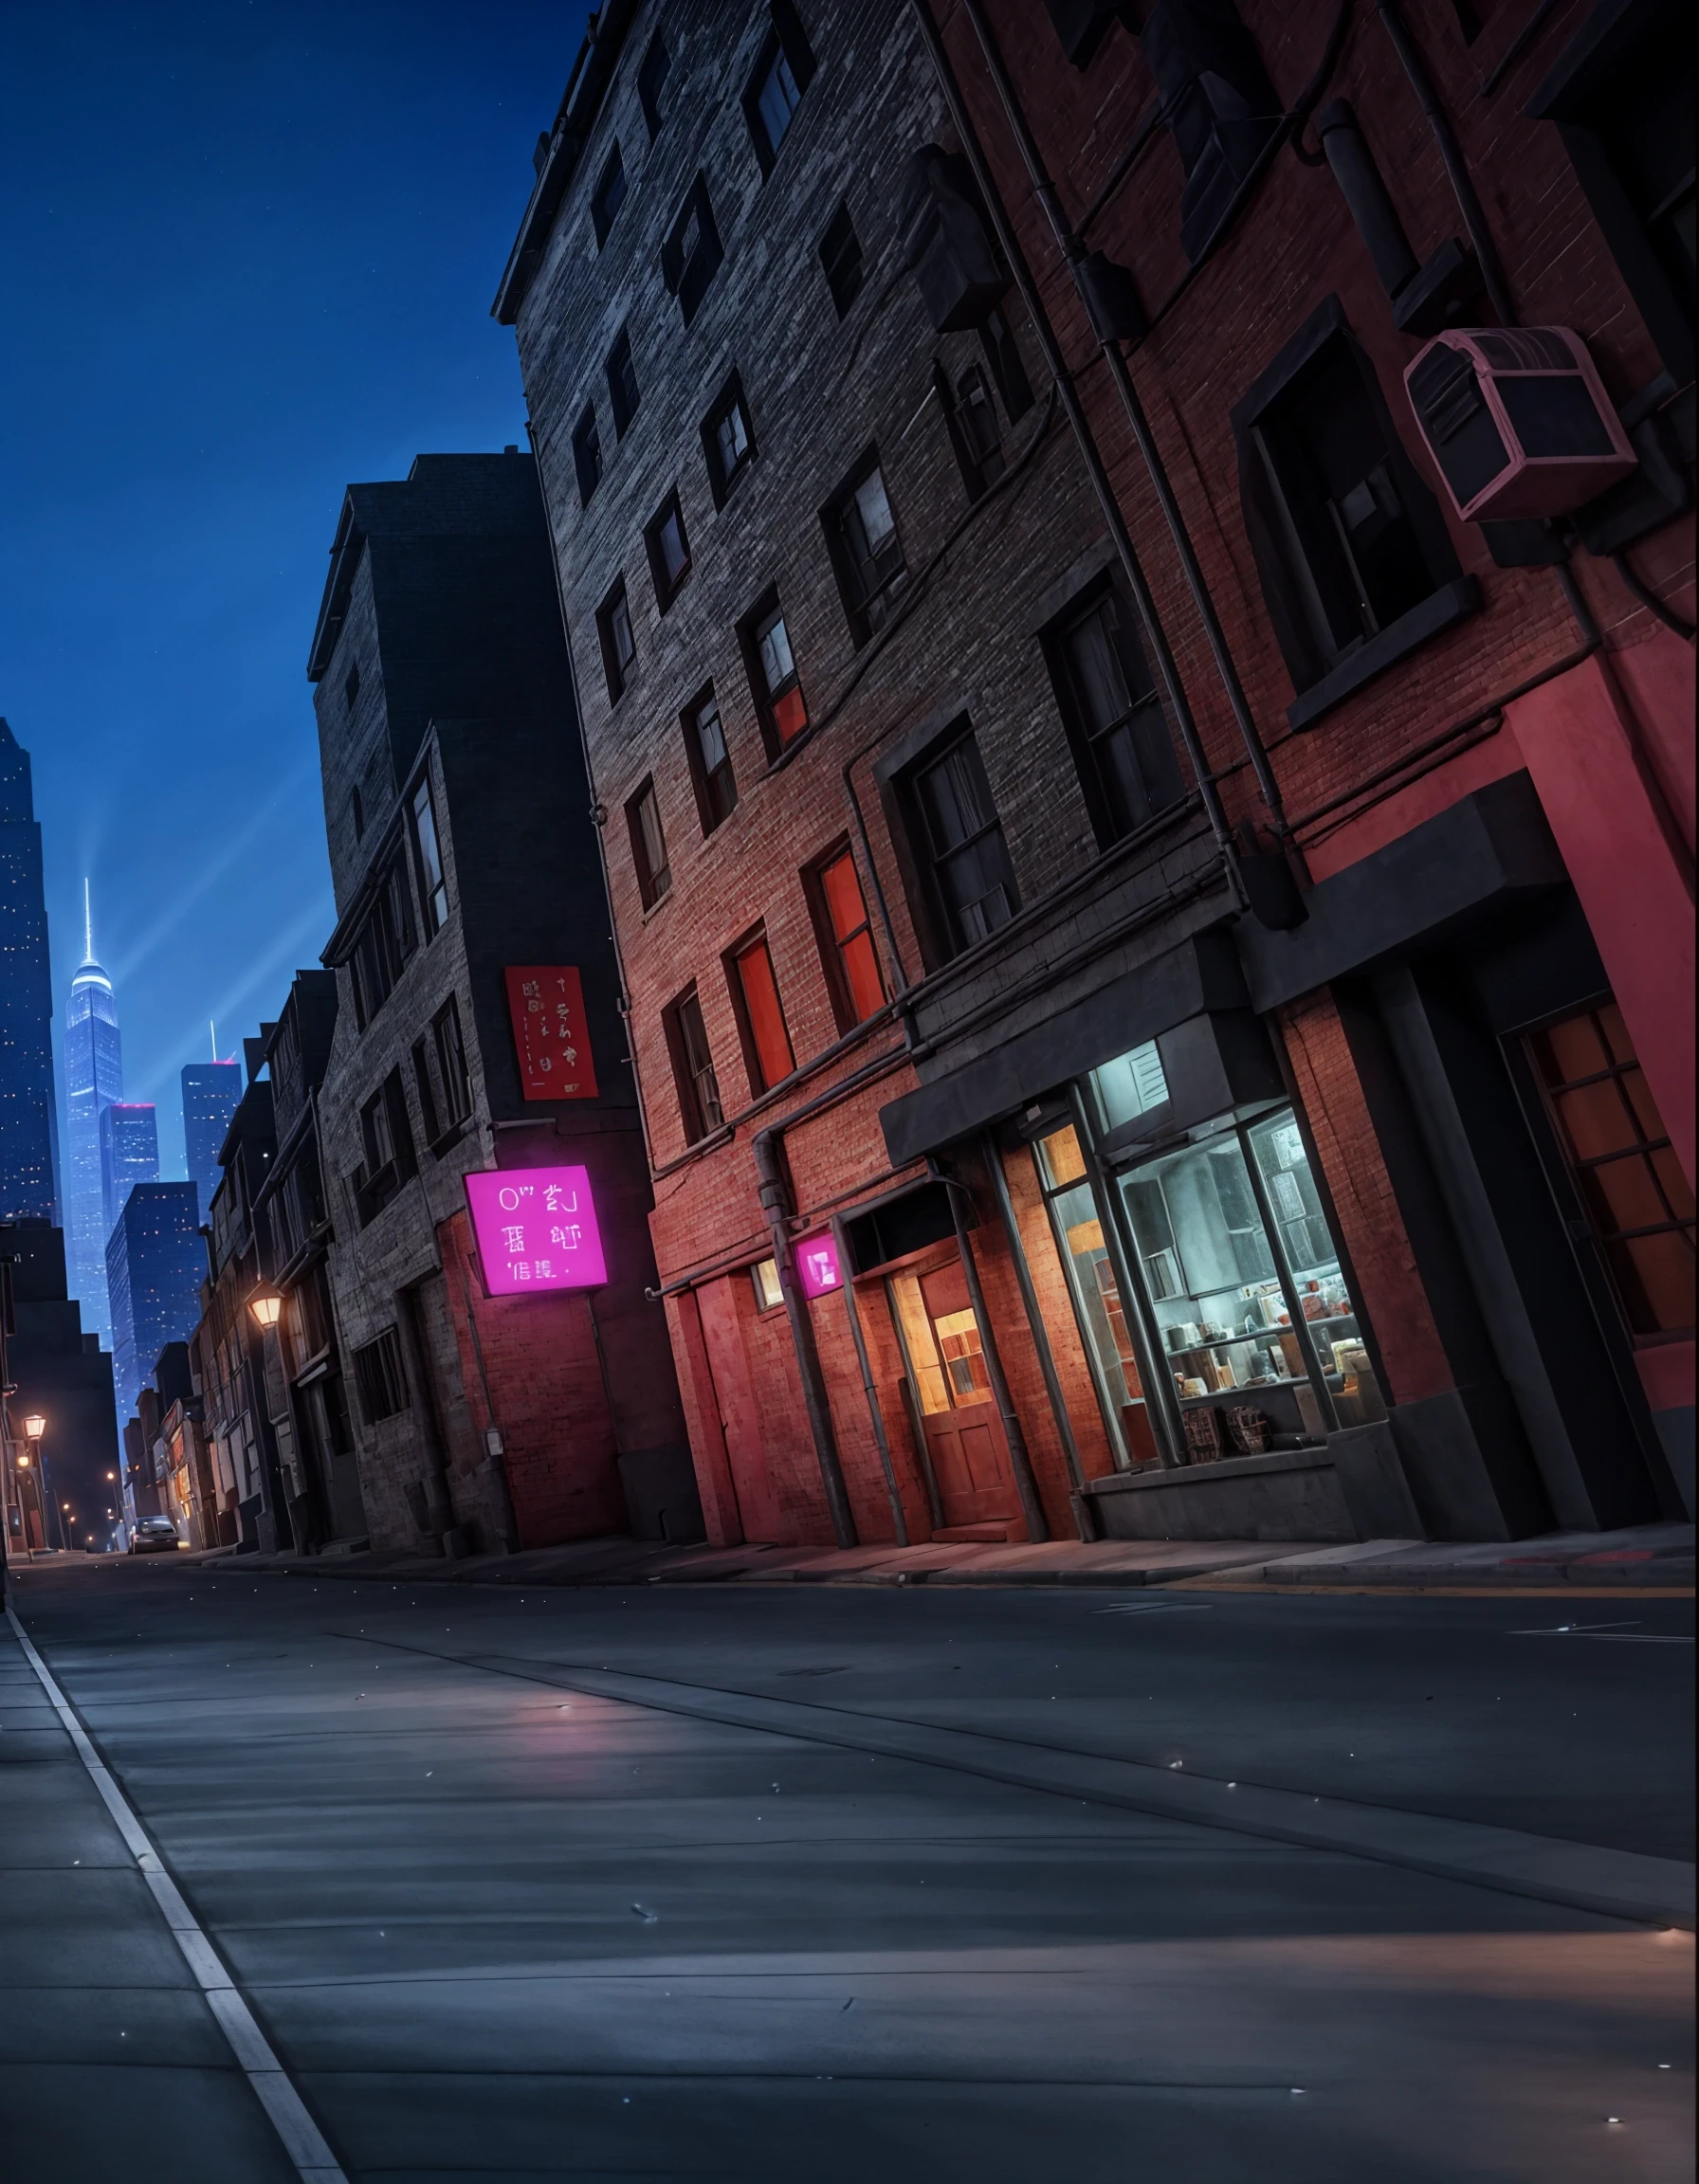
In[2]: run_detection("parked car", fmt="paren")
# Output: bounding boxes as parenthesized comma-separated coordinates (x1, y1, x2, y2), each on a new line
(128, 1517, 181, 1555)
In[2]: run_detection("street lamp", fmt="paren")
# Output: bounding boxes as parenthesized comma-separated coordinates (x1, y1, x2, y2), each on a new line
(24, 1413, 45, 1441)
(247, 1284, 284, 1331)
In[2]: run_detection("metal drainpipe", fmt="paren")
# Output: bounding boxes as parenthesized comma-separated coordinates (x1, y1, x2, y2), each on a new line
(978, 1130, 1097, 1541)
(753, 1126, 859, 1549)
(448, 1231, 521, 1555)
(956, 0, 1289, 836)
(933, 1161, 1050, 1543)
(830, 1213, 910, 1545)
(906, 0, 1246, 902)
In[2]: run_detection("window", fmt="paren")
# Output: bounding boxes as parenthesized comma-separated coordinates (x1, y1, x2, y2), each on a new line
(349, 785, 365, 843)
(739, 590, 809, 754)
(572, 404, 602, 507)
(411, 776, 448, 934)
(908, 728, 1018, 955)
(819, 200, 865, 318)
(1089, 1039, 1170, 1136)
(684, 687, 738, 834)
(727, 930, 795, 1096)
(626, 777, 670, 909)
(743, 4, 816, 175)
(824, 455, 907, 643)
(939, 361, 1005, 498)
(343, 662, 360, 710)
(591, 142, 627, 248)
(701, 371, 756, 507)
(414, 995, 472, 1150)
(352, 1069, 414, 1226)
(1045, 585, 1184, 846)
(606, 325, 640, 438)
(661, 173, 724, 327)
(978, 305, 1034, 422)
(353, 1328, 409, 1424)
(645, 490, 692, 610)
(596, 576, 636, 701)
(806, 842, 886, 1033)
(348, 856, 416, 1028)
(638, 31, 670, 139)
(1233, 305, 1468, 719)
(750, 1257, 784, 1312)
(664, 985, 724, 1142)
(1033, 1122, 1160, 1470)
(1527, 1001, 1694, 1339)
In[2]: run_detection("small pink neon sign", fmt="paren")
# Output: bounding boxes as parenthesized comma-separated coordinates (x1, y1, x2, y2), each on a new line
(794, 1232, 841, 1300)
(465, 1165, 607, 1295)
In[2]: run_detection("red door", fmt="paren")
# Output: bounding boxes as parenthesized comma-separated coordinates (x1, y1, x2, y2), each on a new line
(888, 1258, 1023, 1539)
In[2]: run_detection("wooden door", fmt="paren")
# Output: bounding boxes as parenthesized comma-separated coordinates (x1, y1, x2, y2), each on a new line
(889, 1257, 1022, 1538)
(696, 1275, 792, 1544)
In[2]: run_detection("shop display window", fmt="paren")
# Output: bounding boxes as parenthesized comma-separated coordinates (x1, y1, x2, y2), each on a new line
(1033, 1123, 1160, 1468)
(1114, 1107, 1379, 1460)
(1088, 1038, 1168, 1134)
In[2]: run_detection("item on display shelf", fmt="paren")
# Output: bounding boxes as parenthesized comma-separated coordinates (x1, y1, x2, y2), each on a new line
(1178, 1374, 1208, 1398)
(1225, 1406, 1270, 1454)
(1301, 1281, 1329, 1320)
(1183, 1407, 1226, 1462)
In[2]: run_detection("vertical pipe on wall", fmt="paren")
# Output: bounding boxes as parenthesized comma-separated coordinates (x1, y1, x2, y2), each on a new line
(830, 1215, 910, 1546)
(979, 1131, 1097, 1540)
(935, 1160, 1050, 1542)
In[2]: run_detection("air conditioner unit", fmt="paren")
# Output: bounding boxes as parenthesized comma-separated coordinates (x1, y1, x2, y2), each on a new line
(1404, 327, 1635, 522)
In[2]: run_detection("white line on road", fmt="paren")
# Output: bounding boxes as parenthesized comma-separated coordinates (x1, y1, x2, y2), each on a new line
(5, 1603, 348, 2183)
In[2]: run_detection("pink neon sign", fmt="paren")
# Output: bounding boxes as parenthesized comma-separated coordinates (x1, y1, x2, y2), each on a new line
(794, 1231, 841, 1300)
(465, 1165, 607, 1295)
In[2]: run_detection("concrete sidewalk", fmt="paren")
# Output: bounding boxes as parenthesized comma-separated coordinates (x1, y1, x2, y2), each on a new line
(205, 1520, 1696, 1593)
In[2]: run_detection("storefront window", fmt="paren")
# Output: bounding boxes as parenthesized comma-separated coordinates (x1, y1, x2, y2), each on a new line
(1113, 1108, 1378, 1460)
(1034, 1123, 1160, 1467)
(1088, 1038, 1168, 1133)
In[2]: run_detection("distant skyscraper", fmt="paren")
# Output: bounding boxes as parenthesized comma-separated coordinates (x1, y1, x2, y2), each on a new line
(0, 719, 61, 1222)
(105, 1180, 203, 1426)
(100, 1100, 160, 1231)
(182, 1052, 243, 1224)
(64, 883, 124, 1342)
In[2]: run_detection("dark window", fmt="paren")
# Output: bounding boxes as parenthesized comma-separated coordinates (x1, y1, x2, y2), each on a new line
(908, 728, 1018, 956)
(343, 662, 360, 709)
(349, 857, 416, 1028)
(1044, 584, 1184, 847)
(978, 305, 1034, 421)
(606, 325, 640, 438)
(596, 576, 637, 701)
(684, 686, 739, 834)
(352, 1069, 415, 1226)
(701, 371, 756, 507)
(727, 930, 795, 1096)
(638, 31, 670, 139)
(1528, 1000, 1694, 1339)
(644, 490, 692, 609)
(743, 3, 816, 175)
(664, 985, 724, 1142)
(626, 777, 670, 909)
(414, 994, 472, 1150)
(353, 1328, 409, 1423)
(592, 142, 628, 247)
(411, 776, 448, 934)
(572, 404, 602, 507)
(349, 785, 365, 843)
(819, 199, 865, 318)
(938, 360, 1005, 498)
(1529, 0, 1695, 383)
(806, 842, 886, 1033)
(739, 589, 809, 755)
(823, 454, 907, 644)
(661, 173, 724, 328)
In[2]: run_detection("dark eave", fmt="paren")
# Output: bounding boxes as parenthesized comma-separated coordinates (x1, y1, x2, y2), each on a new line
(306, 494, 367, 682)
(491, 0, 638, 327)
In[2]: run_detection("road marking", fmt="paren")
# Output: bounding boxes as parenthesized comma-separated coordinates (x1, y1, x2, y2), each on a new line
(1511, 1621, 1692, 1642)
(5, 1604, 347, 2182)
(1091, 1602, 1215, 1616)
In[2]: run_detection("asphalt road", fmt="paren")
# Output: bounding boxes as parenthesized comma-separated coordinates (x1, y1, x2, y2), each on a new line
(2, 1557, 1692, 2183)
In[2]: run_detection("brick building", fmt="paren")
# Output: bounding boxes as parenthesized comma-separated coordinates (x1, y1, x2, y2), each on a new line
(306, 452, 694, 1556)
(501, 0, 1691, 1550)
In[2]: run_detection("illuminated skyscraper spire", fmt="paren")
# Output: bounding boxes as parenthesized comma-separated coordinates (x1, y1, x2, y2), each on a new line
(64, 879, 124, 1342)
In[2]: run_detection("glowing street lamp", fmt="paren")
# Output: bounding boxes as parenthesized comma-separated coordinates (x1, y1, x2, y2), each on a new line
(247, 1284, 284, 1331)
(24, 1412, 46, 1441)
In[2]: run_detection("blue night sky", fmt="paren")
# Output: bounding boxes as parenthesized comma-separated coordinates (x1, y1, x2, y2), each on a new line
(0, 1, 587, 1181)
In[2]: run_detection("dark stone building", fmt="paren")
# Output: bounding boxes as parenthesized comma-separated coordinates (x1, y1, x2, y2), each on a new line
(0, 719, 60, 1224)
(306, 452, 694, 1556)
(1, 1221, 119, 1554)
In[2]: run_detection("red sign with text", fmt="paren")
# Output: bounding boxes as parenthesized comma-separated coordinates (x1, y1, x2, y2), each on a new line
(504, 966, 598, 1101)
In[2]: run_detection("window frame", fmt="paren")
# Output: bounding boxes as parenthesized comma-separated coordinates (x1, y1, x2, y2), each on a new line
(353, 1327, 410, 1424)
(413, 994, 473, 1155)
(822, 450, 908, 646)
(352, 1067, 415, 1226)
(661, 173, 725, 328)
(663, 984, 724, 1144)
(591, 141, 628, 249)
(595, 575, 636, 702)
(1040, 576, 1184, 850)
(725, 926, 796, 1098)
(411, 775, 449, 936)
(626, 776, 670, 911)
(572, 403, 603, 508)
(804, 839, 886, 1035)
(902, 723, 1019, 961)
(644, 489, 693, 611)
(818, 199, 865, 318)
(682, 683, 739, 835)
(606, 324, 640, 439)
(742, 3, 817, 177)
(737, 587, 809, 758)
(637, 31, 670, 138)
(978, 304, 1034, 422)
(701, 369, 757, 508)
(348, 854, 417, 1029)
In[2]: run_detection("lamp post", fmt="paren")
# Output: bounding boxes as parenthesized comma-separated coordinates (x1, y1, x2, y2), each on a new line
(247, 1284, 284, 1332)
(23, 1413, 64, 1552)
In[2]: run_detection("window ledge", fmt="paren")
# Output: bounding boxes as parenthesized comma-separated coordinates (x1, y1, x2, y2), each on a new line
(1287, 576, 1480, 731)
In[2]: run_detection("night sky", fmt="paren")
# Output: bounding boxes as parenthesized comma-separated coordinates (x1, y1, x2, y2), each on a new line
(0, 1, 587, 1179)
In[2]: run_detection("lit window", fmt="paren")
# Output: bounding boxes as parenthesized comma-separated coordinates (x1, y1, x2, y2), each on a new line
(740, 592, 808, 753)
(808, 844, 885, 1032)
(1088, 1041, 1169, 1134)
(750, 1257, 784, 1312)
(728, 930, 795, 1095)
